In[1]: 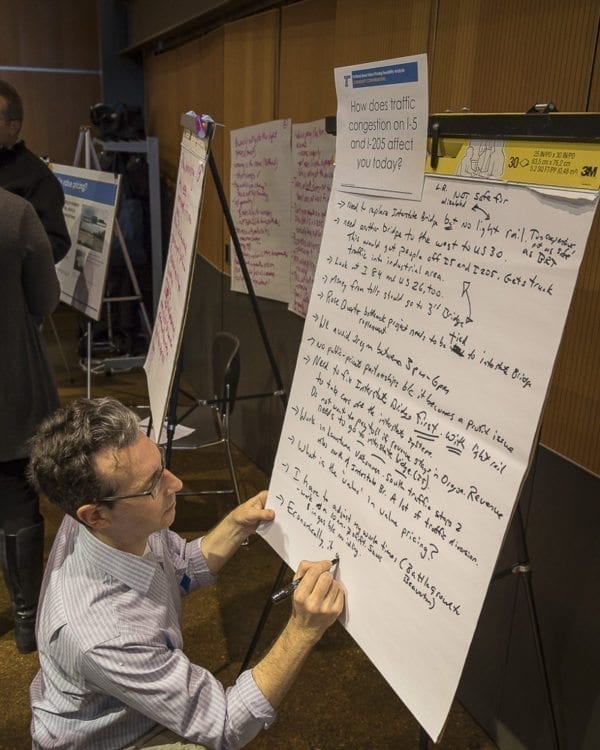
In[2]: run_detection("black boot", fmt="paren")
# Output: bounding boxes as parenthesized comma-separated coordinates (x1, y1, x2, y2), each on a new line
(0, 520, 44, 653)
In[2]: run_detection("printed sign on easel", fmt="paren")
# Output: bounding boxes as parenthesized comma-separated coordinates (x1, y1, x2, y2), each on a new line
(52, 164, 120, 320)
(334, 53, 428, 200)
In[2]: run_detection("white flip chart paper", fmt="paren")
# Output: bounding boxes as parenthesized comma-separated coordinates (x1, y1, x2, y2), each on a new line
(145, 128, 209, 441)
(289, 119, 335, 318)
(230, 119, 293, 303)
(261, 173, 598, 741)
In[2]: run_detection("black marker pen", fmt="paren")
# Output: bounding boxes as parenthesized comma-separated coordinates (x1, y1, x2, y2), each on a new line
(271, 556, 339, 604)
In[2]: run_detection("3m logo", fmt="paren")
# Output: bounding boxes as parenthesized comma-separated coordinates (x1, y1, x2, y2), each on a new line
(581, 165, 598, 177)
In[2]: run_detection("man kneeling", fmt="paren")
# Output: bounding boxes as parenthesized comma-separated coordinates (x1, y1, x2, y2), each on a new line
(28, 397, 344, 749)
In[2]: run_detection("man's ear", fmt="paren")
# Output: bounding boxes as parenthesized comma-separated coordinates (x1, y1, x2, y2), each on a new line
(8, 118, 21, 139)
(76, 503, 112, 529)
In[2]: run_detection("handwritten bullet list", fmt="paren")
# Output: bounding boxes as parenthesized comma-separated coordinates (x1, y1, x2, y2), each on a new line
(257, 57, 598, 744)
(260, 165, 596, 742)
(230, 121, 294, 303)
(145, 131, 209, 439)
(267, 174, 596, 632)
(229, 119, 335, 311)
(290, 122, 336, 317)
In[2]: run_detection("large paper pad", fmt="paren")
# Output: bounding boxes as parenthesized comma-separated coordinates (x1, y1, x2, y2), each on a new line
(261, 175, 597, 741)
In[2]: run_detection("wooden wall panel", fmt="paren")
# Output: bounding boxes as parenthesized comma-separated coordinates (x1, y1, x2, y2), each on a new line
(429, 0, 600, 472)
(588, 29, 600, 112)
(540, 34, 600, 474)
(222, 10, 279, 273)
(278, 0, 337, 122)
(431, 0, 600, 113)
(0, 0, 100, 164)
(145, 48, 185, 183)
(540, 218, 600, 475)
(145, 28, 225, 271)
(0, 0, 99, 69)
(333, 0, 434, 68)
(142, 0, 600, 472)
(0, 71, 100, 164)
(177, 32, 225, 272)
(223, 11, 279, 128)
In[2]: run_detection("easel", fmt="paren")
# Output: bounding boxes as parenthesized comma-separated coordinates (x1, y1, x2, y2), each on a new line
(235, 108, 600, 749)
(158, 114, 287, 486)
(418, 447, 558, 750)
(73, 127, 153, 397)
(417, 108, 600, 749)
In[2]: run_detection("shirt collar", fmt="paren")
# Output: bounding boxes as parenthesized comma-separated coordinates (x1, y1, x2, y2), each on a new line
(78, 523, 161, 595)
(0, 139, 23, 152)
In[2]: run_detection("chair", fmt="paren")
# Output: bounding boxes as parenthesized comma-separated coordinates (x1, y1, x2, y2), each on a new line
(170, 332, 242, 506)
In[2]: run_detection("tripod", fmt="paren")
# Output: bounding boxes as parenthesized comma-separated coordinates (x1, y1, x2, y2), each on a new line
(73, 126, 153, 396)
(150, 115, 290, 670)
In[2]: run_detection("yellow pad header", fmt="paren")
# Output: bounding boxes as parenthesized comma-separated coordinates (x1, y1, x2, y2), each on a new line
(426, 137, 600, 190)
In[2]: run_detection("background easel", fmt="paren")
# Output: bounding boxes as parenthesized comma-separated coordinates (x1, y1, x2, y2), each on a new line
(160, 115, 288, 486)
(72, 126, 153, 397)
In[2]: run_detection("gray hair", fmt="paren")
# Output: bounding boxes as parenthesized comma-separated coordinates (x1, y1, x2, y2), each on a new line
(28, 397, 140, 517)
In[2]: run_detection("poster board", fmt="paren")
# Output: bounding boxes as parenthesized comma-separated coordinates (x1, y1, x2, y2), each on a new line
(230, 119, 293, 302)
(334, 54, 428, 200)
(52, 164, 120, 321)
(144, 117, 213, 442)
(289, 119, 335, 318)
(260, 119, 600, 741)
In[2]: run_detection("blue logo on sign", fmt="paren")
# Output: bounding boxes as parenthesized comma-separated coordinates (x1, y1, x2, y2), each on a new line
(352, 61, 418, 88)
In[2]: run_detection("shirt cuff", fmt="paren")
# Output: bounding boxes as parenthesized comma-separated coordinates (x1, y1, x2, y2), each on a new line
(234, 670, 277, 728)
(188, 536, 217, 587)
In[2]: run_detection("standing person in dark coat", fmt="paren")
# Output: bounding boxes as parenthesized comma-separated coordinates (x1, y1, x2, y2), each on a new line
(0, 186, 61, 653)
(0, 79, 70, 264)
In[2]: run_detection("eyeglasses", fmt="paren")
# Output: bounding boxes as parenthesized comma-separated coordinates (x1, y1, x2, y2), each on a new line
(100, 446, 166, 503)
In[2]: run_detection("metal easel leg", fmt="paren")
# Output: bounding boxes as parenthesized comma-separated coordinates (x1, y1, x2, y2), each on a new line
(221, 384, 242, 507)
(238, 561, 288, 675)
(164, 359, 183, 467)
(512, 508, 561, 750)
(112, 220, 153, 339)
(492, 496, 562, 750)
(205, 146, 289, 676)
(207, 150, 287, 412)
